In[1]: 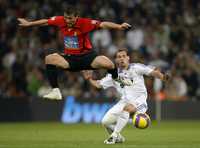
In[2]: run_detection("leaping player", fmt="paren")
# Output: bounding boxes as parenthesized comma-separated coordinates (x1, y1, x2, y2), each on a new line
(82, 49, 170, 144)
(18, 5, 132, 100)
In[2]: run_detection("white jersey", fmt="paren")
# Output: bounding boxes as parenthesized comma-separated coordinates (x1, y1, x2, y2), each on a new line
(99, 63, 155, 101)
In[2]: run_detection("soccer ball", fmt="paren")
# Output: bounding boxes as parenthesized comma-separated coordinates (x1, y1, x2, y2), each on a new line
(132, 113, 151, 129)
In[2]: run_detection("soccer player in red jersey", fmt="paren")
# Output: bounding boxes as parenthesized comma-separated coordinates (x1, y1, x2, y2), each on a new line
(18, 5, 132, 100)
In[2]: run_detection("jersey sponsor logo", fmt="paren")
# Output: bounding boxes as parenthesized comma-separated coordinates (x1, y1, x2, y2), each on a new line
(64, 36, 79, 49)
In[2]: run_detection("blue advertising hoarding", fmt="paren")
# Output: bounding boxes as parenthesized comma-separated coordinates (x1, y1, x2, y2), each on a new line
(61, 96, 114, 123)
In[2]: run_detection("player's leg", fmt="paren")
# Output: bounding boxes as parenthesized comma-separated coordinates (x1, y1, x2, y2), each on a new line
(101, 100, 127, 132)
(101, 113, 117, 135)
(91, 55, 131, 86)
(108, 110, 129, 144)
(123, 103, 137, 115)
(79, 52, 125, 84)
(113, 104, 137, 133)
(102, 100, 127, 144)
(45, 53, 70, 68)
(90, 55, 118, 77)
(105, 102, 137, 144)
(126, 93, 148, 114)
(44, 53, 70, 100)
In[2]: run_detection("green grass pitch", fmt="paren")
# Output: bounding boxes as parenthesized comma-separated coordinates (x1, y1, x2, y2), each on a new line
(0, 121, 200, 148)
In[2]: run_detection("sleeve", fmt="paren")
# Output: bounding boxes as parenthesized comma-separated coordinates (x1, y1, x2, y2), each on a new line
(98, 74, 114, 89)
(80, 18, 101, 33)
(47, 16, 64, 26)
(134, 63, 155, 76)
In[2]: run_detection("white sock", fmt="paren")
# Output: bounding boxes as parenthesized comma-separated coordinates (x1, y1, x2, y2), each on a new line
(105, 124, 115, 134)
(113, 111, 129, 135)
(101, 114, 117, 135)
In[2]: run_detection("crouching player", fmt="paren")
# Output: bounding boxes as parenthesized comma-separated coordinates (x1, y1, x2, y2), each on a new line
(82, 49, 169, 144)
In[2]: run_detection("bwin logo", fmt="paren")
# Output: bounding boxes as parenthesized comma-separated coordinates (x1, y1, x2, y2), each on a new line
(61, 96, 114, 123)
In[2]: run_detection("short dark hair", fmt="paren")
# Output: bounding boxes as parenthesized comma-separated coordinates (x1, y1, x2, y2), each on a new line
(63, 4, 79, 16)
(114, 48, 129, 58)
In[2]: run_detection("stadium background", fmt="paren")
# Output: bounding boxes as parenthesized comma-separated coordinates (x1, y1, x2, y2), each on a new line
(0, 0, 200, 147)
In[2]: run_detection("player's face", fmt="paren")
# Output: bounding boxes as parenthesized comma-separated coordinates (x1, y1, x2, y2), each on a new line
(115, 51, 130, 69)
(64, 14, 78, 28)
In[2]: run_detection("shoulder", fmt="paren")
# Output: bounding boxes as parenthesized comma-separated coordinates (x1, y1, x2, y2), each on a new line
(77, 17, 90, 23)
(130, 63, 154, 68)
(129, 63, 145, 68)
(129, 63, 155, 71)
(78, 18, 100, 25)
(75, 18, 88, 27)
(48, 16, 64, 26)
(49, 16, 64, 21)
(48, 16, 65, 26)
(104, 74, 112, 78)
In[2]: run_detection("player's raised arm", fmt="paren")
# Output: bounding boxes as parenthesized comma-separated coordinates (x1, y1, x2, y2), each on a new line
(99, 22, 132, 30)
(149, 68, 170, 82)
(18, 18, 48, 27)
(82, 71, 102, 89)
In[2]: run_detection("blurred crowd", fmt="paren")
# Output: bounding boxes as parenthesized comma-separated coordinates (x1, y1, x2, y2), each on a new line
(0, 0, 200, 101)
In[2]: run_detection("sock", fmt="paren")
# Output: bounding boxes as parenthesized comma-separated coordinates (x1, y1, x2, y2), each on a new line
(46, 64, 59, 88)
(102, 113, 117, 135)
(105, 124, 115, 134)
(113, 111, 129, 134)
(107, 67, 118, 79)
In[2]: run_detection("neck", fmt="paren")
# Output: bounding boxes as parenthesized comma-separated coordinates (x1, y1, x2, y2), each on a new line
(120, 64, 129, 70)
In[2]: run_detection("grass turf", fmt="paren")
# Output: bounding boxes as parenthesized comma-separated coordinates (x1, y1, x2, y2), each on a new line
(0, 121, 200, 148)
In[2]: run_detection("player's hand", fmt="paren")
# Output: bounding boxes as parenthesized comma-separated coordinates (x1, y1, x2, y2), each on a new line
(18, 18, 32, 27)
(82, 70, 93, 80)
(119, 23, 132, 30)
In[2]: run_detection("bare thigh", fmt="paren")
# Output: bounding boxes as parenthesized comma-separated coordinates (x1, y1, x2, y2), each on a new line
(45, 53, 70, 69)
(91, 55, 115, 69)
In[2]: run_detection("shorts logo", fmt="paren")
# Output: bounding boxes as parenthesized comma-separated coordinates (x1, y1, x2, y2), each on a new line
(64, 36, 79, 49)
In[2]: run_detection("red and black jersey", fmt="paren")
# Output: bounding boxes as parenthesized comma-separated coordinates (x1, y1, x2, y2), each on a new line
(47, 16, 101, 55)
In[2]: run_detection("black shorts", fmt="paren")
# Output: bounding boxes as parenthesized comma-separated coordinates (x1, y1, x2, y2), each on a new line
(62, 50, 98, 71)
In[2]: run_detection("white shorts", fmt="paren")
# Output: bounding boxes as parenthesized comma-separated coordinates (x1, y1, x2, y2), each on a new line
(105, 93, 148, 116)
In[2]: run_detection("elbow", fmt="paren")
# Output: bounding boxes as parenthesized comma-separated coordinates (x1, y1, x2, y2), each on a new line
(96, 85, 102, 89)
(150, 70, 161, 77)
(99, 22, 106, 29)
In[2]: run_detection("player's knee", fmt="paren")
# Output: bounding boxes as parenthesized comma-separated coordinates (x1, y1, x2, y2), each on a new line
(45, 54, 53, 64)
(104, 61, 114, 69)
(45, 54, 58, 64)
(101, 118, 109, 127)
(100, 56, 115, 69)
(108, 62, 115, 69)
(124, 104, 136, 114)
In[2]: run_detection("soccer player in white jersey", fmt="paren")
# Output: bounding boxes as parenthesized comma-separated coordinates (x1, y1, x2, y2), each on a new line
(82, 49, 169, 144)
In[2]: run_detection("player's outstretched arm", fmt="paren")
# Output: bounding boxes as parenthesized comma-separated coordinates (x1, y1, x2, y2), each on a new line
(150, 69, 170, 82)
(82, 71, 102, 89)
(99, 22, 131, 30)
(18, 18, 48, 27)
